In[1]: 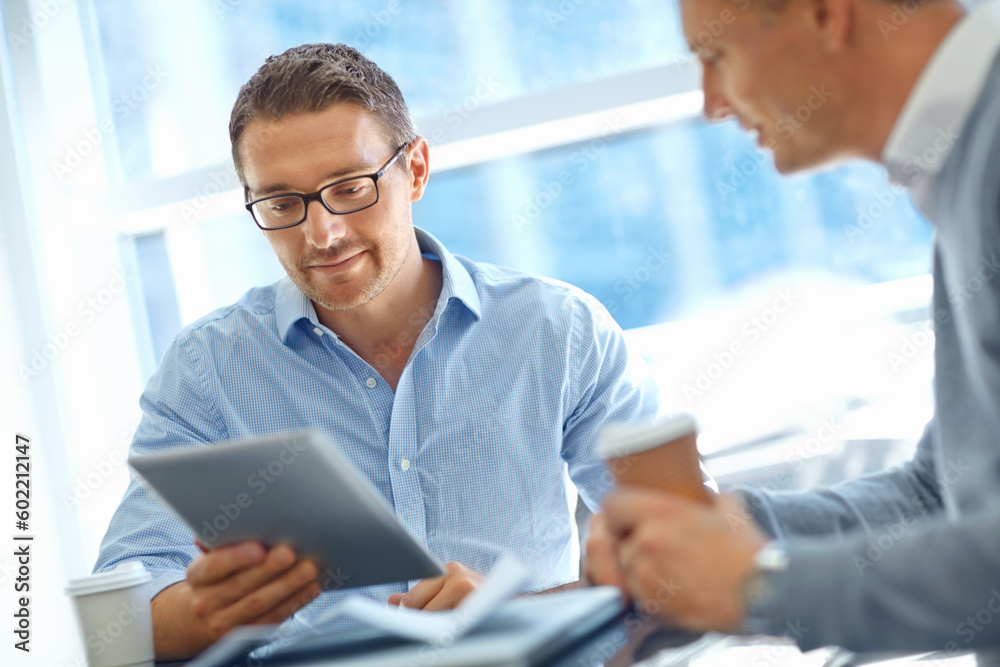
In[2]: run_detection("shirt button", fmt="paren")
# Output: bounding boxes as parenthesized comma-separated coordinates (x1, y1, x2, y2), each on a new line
(365, 377, 377, 388)
(400, 459, 411, 471)
(313, 327, 323, 336)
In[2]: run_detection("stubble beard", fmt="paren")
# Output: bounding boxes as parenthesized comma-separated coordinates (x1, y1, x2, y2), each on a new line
(292, 230, 412, 313)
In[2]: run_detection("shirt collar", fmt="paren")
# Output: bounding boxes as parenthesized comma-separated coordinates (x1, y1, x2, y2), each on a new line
(883, 0, 1000, 188)
(275, 275, 319, 342)
(414, 226, 483, 322)
(275, 226, 482, 342)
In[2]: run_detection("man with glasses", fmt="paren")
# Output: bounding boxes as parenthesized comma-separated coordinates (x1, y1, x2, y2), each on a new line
(94, 43, 661, 659)
(587, 0, 1000, 658)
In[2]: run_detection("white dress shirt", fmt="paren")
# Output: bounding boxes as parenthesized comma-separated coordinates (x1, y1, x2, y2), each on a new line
(883, 0, 1000, 204)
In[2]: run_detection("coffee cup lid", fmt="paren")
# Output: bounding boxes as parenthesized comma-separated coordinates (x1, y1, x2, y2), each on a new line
(66, 562, 152, 597)
(597, 414, 698, 460)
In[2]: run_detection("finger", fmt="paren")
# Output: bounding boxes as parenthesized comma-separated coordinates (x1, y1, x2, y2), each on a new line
(249, 579, 323, 626)
(195, 537, 209, 554)
(213, 558, 319, 628)
(616, 521, 683, 609)
(617, 531, 642, 577)
(617, 524, 675, 605)
(584, 514, 627, 590)
(604, 488, 702, 538)
(191, 544, 299, 615)
(386, 593, 405, 606)
(621, 555, 660, 613)
(398, 573, 447, 609)
(187, 541, 267, 586)
(421, 574, 480, 611)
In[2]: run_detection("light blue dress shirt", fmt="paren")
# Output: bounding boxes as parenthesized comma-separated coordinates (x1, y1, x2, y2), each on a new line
(94, 227, 661, 635)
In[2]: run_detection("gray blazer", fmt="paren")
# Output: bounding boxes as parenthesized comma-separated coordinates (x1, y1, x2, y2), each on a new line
(738, 51, 1000, 659)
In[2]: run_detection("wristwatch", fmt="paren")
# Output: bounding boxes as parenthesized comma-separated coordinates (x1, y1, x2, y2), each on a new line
(740, 540, 790, 635)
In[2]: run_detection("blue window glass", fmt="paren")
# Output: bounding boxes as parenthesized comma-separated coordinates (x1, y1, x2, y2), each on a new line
(416, 121, 931, 330)
(90, 0, 689, 182)
(87, 1, 932, 349)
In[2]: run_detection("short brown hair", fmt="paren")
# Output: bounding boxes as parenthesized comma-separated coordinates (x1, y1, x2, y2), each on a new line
(229, 43, 416, 185)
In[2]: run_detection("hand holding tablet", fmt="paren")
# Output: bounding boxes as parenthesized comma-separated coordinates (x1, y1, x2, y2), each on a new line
(129, 431, 445, 591)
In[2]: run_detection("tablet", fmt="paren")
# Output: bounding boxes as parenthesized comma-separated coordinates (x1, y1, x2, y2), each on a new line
(129, 431, 444, 590)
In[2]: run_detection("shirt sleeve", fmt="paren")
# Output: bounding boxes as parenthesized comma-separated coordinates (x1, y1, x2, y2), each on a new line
(560, 294, 664, 511)
(734, 420, 944, 540)
(93, 334, 228, 599)
(765, 506, 1000, 653)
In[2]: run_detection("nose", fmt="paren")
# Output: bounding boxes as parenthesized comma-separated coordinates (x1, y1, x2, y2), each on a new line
(701, 65, 734, 122)
(301, 199, 347, 248)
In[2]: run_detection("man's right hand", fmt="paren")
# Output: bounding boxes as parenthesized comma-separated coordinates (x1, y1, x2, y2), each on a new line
(151, 542, 322, 659)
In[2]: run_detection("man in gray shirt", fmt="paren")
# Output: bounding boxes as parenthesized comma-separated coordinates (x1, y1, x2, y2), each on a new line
(587, 0, 1000, 658)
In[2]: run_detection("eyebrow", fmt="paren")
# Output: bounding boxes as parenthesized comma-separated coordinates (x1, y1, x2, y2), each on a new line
(253, 164, 372, 197)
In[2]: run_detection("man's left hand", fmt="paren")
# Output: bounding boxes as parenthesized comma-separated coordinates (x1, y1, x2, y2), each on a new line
(387, 562, 484, 610)
(602, 489, 768, 632)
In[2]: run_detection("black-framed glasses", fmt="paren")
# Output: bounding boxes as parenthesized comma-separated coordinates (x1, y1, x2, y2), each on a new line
(245, 143, 410, 230)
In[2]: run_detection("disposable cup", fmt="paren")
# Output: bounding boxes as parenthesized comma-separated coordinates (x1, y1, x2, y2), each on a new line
(597, 414, 712, 504)
(66, 562, 154, 667)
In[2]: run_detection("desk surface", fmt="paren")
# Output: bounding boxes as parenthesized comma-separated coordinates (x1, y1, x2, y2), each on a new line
(546, 611, 980, 667)
(157, 607, 980, 667)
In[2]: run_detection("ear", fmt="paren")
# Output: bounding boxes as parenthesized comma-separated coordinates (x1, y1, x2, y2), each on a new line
(405, 137, 430, 203)
(808, 0, 853, 51)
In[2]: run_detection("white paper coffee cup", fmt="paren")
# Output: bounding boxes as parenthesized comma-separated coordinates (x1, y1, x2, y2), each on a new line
(66, 562, 154, 667)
